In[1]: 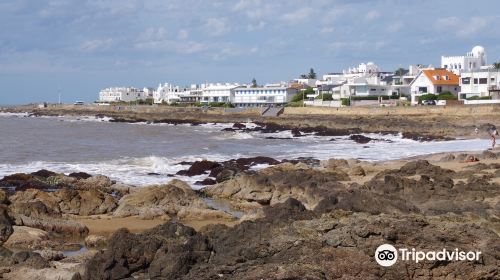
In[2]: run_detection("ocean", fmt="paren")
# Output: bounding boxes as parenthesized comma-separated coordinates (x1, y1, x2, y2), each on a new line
(0, 113, 490, 188)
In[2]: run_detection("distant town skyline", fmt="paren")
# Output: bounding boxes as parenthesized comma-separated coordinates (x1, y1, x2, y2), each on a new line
(1, 0, 499, 104)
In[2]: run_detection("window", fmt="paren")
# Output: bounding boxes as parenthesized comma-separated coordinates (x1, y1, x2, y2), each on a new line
(479, 78, 487, 84)
(437, 86, 442, 93)
(474, 78, 479, 84)
(418, 87, 427, 93)
(491, 78, 495, 83)
(370, 88, 377, 91)
(462, 78, 470, 84)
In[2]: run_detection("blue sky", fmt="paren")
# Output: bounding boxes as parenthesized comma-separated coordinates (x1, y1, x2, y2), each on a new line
(0, 0, 499, 104)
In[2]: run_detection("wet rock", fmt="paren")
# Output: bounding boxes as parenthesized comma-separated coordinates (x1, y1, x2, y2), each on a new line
(83, 223, 211, 280)
(349, 134, 373, 144)
(232, 123, 246, 129)
(30, 170, 57, 179)
(68, 172, 93, 180)
(195, 178, 217, 186)
(291, 128, 302, 137)
(177, 160, 221, 176)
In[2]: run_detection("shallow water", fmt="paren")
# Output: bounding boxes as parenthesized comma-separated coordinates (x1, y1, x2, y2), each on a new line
(0, 113, 490, 188)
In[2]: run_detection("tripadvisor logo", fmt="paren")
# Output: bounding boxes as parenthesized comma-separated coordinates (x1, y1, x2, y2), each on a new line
(375, 244, 481, 267)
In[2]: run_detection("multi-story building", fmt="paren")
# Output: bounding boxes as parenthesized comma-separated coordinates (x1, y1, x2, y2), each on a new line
(99, 87, 144, 102)
(409, 69, 460, 104)
(459, 69, 500, 100)
(441, 46, 487, 75)
(200, 83, 241, 104)
(232, 86, 298, 107)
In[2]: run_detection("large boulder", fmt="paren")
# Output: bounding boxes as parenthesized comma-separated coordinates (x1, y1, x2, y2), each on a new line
(9, 187, 118, 217)
(83, 222, 211, 280)
(204, 163, 350, 209)
(113, 180, 232, 221)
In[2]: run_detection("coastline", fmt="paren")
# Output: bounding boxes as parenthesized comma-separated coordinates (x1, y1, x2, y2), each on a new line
(2, 103, 499, 140)
(0, 105, 499, 279)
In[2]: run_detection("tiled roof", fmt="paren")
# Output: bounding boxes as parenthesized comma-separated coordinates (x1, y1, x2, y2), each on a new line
(422, 69, 459, 85)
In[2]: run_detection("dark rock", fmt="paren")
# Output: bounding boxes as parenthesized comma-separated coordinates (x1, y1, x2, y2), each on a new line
(147, 172, 161, 176)
(232, 123, 246, 129)
(349, 134, 373, 144)
(176, 160, 221, 176)
(83, 223, 211, 280)
(68, 172, 93, 180)
(30, 169, 57, 178)
(195, 178, 217, 186)
(291, 128, 302, 137)
(0, 206, 14, 246)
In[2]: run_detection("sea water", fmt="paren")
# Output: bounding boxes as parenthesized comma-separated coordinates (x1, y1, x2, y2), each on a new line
(0, 113, 489, 188)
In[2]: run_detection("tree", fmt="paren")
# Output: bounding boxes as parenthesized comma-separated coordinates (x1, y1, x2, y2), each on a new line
(308, 68, 317, 79)
(251, 78, 258, 88)
(299, 74, 308, 79)
(493, 62, 500, 69)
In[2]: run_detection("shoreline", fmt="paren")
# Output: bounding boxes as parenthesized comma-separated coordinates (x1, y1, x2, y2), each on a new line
(2, 103, 499, 140)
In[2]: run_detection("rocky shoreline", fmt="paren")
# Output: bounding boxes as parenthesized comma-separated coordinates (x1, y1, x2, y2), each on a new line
(0, 149, 499, 279)
(3, 104, 499, 140)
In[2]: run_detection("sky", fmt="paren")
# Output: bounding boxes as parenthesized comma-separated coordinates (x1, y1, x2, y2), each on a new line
(0, 0, 499, 104)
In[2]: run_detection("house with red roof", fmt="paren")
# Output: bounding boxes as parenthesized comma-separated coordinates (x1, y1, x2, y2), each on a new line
(409, 69, 460, 105)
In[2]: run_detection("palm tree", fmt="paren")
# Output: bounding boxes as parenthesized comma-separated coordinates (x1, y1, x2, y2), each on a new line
(493, 62, 500, 69)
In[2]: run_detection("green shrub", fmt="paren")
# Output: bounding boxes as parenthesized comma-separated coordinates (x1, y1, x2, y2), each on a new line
(341, 98, 350, 106)
(437, 92, 457, 100)
(419, 94, 437, 102)
(291, 93, 305, 102)
(286, 101, 304, 107)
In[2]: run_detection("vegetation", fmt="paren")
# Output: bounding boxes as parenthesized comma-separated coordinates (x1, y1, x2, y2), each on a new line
(251, 78, 258, 88)
(436, 92, 457, 100)
(341, 98, 350, 106)
(109, 98, 154, 106)
(299, 68, 317, 79)
(315, 93, 333, 101)
(291, 93, 304, 102)
(419, 94, 437, 102)
(285, 101, 304, 107)
(493, 62, 500, 69)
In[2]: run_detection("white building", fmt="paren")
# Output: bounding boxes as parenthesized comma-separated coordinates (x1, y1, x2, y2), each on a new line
(142, 88, 156, 100)
(441, 46, 487, 75)
(343, 62, 380, 76)
(154, 83, 184, 104)
(233, 86, 298, 107)
(409, 69, 460, 105)
(99, 87, 144, 102)
(459, 69, 500, 100)
(201, 83, 241, 104)
(339, 76, 405, 99)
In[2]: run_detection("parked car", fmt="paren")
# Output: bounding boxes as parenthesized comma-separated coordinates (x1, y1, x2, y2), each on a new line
(422, 100, 436, 105)
(74, 101, 84, 105)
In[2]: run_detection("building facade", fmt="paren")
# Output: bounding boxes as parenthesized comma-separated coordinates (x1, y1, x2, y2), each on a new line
(459, 69, 500, 100)
(201, 83, 241, 103)
(233, 86, 297, 107)
(441, 46, 487, 75)
(409, 69, 460, 104)
(99, 87, 144, 102)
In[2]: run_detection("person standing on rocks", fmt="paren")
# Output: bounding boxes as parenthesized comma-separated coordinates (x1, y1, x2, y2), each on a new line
(488, 126, 498, 149)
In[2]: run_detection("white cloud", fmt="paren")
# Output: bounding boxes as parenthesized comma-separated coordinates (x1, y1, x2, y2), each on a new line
(328, 41, 387, 53)
(80, 38, 115, 52)
(434, 16, 495, 38)
(435, 17, 460, 29)
(280, 7, 314, 24)
(456, 17, 488, 37)
(204, 17, 231, 36)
